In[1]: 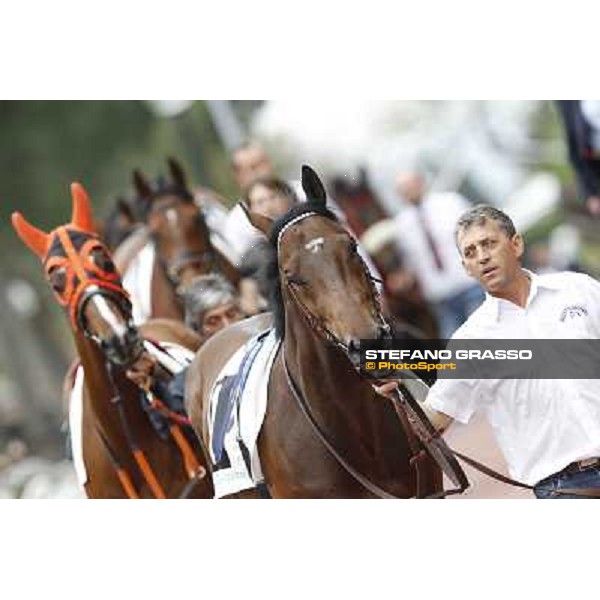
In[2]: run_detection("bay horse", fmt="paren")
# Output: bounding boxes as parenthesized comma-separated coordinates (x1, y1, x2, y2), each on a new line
(114, 158, 239, 323)
(185, 166, 443, 498)
(12, 184, 213, 498)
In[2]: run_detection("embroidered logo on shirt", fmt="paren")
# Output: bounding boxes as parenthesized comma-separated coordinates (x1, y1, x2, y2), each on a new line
(559, 305, 588, 321)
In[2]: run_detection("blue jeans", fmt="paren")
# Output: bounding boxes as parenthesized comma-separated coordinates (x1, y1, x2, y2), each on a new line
(534, 466, 600, 499)
(434, 285, 484, 339)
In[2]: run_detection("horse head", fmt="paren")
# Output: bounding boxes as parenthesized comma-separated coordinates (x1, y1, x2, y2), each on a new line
(12, 184, 143, 367)
(243, 165, 391, 371)
(133, 158, 215, 292)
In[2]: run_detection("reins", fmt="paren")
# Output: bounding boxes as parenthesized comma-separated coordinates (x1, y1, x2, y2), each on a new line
(98, 361, 207, 499)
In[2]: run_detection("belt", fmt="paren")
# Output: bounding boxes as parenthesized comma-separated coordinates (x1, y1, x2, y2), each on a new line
(561, 457, 600, 476)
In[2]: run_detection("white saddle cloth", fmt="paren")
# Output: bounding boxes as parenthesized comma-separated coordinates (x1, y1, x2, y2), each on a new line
(208, 329, 280, 498)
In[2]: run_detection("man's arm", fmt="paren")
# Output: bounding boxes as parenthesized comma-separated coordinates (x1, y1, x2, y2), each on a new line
(373, 381, 454, 433)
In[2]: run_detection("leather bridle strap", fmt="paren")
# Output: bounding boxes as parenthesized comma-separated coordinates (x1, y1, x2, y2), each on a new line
(282, 351, 402, 499)
(450, 448, 600, 498)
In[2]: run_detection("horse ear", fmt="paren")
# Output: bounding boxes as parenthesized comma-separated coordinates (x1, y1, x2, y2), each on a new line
(133, 169, 153, 199)
(71, 183, 97, 233)
(168, 157, 188, 191)
(301, 165, 327, 205)
(11, 212, 50, 259)
(116, 197, 135, 224)
(238, 202, 273, 236)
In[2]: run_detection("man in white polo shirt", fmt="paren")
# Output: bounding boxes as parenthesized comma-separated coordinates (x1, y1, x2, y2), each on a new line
(381, 204, 600, 498)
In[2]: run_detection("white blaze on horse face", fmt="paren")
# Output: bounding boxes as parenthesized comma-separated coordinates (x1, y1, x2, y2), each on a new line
(166, 208, 178, 226)
(91, 295, 128, 339)
(305, 237, 325, 254)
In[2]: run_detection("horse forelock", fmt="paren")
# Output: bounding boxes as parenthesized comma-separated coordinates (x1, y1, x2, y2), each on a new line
(265, 202, 339, 338)
(151, 178, 194, 204)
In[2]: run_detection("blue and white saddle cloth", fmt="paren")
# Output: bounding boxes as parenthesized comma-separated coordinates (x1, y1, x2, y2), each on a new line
(207, 329, 280, 498)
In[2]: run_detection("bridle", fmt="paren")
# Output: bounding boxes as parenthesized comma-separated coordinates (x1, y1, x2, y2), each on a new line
(44, 228, 137, 342)
(149, 197, 220, 293)
(160, 249, 219, 292)
(278, 213, 391, 354)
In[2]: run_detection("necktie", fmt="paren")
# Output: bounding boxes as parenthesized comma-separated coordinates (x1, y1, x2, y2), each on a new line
(416, 204, 444, 270)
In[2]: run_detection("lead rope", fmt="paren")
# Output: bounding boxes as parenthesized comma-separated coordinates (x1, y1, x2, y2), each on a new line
(282, 351, 452, 499)
(106, 362, 167, 499)
(99, 361, 208, 499)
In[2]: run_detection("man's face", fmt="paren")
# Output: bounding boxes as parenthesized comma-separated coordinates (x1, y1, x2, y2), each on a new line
(199, 301, 242, 338)
(232, 146, 273, 190)
(248, 183, 293, 220)
(396, 172, 425, 205)
(458, 219, 524, 295)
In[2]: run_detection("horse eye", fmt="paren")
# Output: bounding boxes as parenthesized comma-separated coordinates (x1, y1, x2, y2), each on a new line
(49, 268, 67, 292)
(91, 248, 114, 271)
(287, 274, 308, 287)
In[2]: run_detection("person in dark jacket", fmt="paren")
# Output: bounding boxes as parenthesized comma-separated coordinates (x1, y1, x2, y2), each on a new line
(556, 100, 600, 217)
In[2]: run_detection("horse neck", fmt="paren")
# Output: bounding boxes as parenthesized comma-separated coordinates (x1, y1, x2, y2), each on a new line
(72, 330, 114, 402)
(72, 330, 139, 438)
(150, 252, 184, 320)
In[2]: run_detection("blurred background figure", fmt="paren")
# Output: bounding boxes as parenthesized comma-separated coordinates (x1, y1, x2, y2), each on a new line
(238, 176, 299, 315)
(182, 273, 244, 342)
(548, 223, 585, 272)
(392, 171, 483, 338)
(556, 100, 600, 217)
(360, 219, 439, 339)
(221, 142, 277, 260)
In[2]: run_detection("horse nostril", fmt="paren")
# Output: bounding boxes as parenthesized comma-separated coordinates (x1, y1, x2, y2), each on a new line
(378, 323, 392, 341)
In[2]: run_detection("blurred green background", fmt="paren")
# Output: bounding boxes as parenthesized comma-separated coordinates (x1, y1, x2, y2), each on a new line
(0, 100, 242, 458)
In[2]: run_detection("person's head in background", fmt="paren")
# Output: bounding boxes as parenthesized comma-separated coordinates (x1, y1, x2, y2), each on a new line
(244, 175, 299, 220)
(182, 274, 243, 339)
(231, 141, 274, 191)
(395, 172, 427, 206)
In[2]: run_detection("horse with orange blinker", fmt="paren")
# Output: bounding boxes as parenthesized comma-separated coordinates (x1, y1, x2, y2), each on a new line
(12, 184, 213, 498)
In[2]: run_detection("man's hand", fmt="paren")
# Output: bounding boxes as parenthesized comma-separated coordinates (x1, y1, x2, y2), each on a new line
(125, 351, 158, 390)
(372, 378, 453, 433)
(372, 380, 400, 400)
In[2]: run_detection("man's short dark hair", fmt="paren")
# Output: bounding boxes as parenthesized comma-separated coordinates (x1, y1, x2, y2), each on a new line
(455, 204, 517, 244)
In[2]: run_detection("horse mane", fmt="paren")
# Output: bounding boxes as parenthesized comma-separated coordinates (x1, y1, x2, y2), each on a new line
(265, 201, 339, 338)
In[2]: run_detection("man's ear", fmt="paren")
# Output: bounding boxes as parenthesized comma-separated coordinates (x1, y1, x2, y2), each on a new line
(513, 234, 525, 260)
(238, 202, 273, 236)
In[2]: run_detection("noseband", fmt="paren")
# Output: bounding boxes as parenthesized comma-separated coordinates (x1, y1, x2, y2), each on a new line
(161, 249, 218, 292)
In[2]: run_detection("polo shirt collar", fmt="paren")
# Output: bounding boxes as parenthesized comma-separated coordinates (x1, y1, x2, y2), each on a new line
(483, 269, 559, 321)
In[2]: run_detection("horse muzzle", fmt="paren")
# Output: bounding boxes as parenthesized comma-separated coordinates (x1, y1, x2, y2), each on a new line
(100, 325, 144, 367)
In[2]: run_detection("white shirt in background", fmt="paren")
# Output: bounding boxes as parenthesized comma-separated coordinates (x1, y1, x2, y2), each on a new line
(394, 192, 475, 302)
